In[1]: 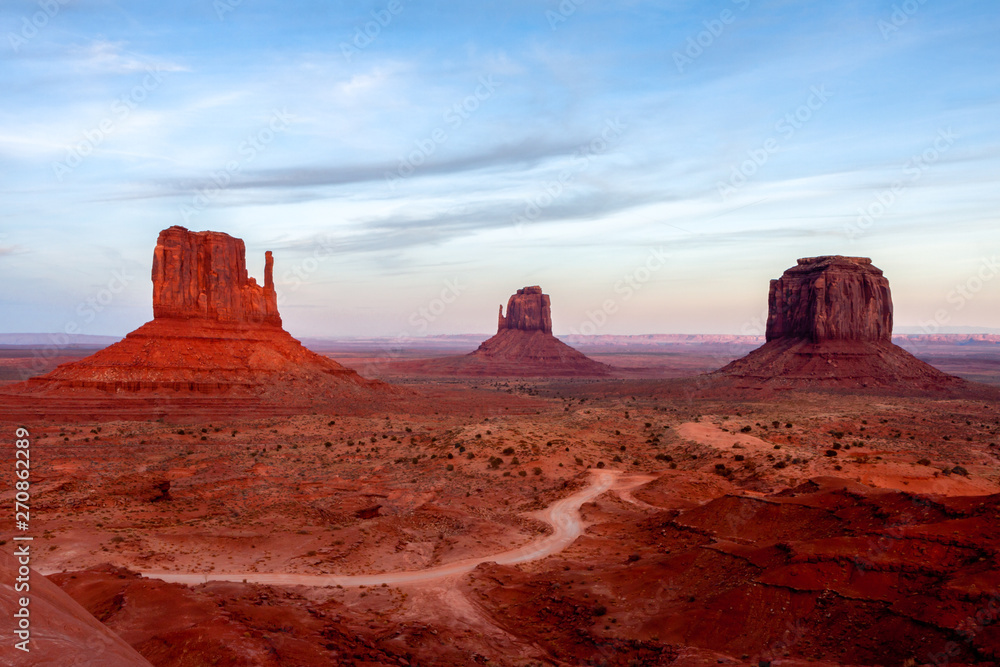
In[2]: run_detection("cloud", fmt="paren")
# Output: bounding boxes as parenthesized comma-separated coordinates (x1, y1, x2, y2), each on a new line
(201, 136, 588, 191)
(70, 39, 188, 74)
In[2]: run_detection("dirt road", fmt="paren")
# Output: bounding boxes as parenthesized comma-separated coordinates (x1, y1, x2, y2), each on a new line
(140, 469, 652, 587)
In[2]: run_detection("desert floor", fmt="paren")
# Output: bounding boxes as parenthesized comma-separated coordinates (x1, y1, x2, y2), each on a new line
(2, 346, 1000, 666)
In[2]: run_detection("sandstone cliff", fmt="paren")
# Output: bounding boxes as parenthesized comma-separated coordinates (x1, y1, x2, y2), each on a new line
(766, 256, 892, 343)
(151, 226, 281, 326)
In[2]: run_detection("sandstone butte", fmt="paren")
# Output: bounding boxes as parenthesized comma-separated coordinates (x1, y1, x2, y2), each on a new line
(393, 286, 611, 377)
(8, 226, 385, 406)
(712, 255, 967, 392)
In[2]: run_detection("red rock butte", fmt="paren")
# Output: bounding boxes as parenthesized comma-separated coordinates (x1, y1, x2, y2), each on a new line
(713, 256, 966, 392)
(4, 226, 388, 415)
(393, 286, 610, 377)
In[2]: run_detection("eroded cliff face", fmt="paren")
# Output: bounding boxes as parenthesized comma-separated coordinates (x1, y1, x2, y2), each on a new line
(151, 226, 280, 326)
(497, 286, 552, 334)
(766, 256, 892, 343)
(712, 255, 965, 393)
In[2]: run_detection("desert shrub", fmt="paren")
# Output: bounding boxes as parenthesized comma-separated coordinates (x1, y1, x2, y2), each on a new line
(917, 458, 931, 466)
(592, 605, 607, 617)
(774, 461, 787, 469)
(596, 461, 605, 469)
(503, 447, 515, 455)
(533, 467, 542, 476)
(825, 450, 838, 457)
(740, 426, 752, 433)
(518, 470, 527, 476)
(446, 464, 454, 471)
(952, 465, 970, 476)
(734, 455, 745, 462)
(467, 452, 475, 460)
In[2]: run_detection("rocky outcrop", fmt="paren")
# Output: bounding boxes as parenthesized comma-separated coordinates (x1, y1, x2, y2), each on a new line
(711, 256, 967, 394)
(766, 256, 892, 343)
(152, 226, 280, 326)
(392, 286, 610, 377)
(498, 286, 552, 334)
(9, 227, 390, 412)
(0, 549, 153, 666)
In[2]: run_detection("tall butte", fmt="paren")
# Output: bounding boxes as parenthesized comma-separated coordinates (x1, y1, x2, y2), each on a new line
(436, 286, 609, 376)
(390, 286, 609, 377)
(14, 226, 385, 406)
(714, 256, 965, 391)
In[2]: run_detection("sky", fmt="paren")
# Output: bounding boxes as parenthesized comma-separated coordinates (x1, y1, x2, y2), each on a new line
(1, 0, 999, 338)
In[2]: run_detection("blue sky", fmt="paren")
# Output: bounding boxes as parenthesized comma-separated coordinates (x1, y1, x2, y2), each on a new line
(1, 0, 998, 337)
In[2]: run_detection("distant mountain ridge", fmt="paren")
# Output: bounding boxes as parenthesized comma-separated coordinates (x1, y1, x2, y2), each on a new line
(3, 332, 999, 350)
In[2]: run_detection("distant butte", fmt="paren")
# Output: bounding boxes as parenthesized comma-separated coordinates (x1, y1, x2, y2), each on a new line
(7, 226, 388, 412)
(393, 286, 611, 377)
(711, 255, 967, 392)
(496, 286, 552, 334)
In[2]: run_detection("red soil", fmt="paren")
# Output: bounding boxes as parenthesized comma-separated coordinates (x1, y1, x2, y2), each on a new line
(712, 338, 969, 393)
(390, 329, 611, 377)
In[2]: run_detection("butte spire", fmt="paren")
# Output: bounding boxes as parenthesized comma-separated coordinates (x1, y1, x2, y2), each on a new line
(6, 226, 388, 416)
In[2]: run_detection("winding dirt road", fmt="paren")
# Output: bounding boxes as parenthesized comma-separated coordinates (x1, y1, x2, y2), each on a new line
(139, 469, 654, 588)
